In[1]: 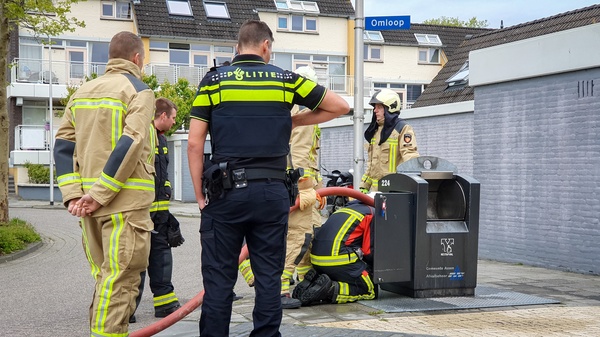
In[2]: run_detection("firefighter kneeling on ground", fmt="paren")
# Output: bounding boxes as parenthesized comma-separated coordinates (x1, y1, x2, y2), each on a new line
(292, 199, 377, 305)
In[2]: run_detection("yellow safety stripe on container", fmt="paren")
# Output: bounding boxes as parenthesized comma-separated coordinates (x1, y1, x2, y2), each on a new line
(82, 177, 154, 191)
(331, 208, 364, 255)
(153, 292, 179, 307)
(150, 200, 170, 213)
(94, 213, 125, 334)
(80, 218, 101, 279)
(57, 173, 82, 187)
(310, 253, 359, 267)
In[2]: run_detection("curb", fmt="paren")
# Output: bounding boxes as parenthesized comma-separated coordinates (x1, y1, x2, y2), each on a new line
(0, 240, 43, 264)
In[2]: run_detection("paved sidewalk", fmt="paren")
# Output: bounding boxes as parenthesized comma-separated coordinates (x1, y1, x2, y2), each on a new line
(3, 197, 600, 336)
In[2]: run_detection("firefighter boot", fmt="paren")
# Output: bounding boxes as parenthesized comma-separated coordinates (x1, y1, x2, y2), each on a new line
(298, 273, 333, 306)
(291, 269, 318, 301)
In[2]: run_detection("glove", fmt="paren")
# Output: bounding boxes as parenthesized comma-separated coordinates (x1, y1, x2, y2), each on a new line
(359, 187, 369, 194)
(315, 192, 326, 210)
(298, 187, 317, 211)
(166, 213, 185, 248)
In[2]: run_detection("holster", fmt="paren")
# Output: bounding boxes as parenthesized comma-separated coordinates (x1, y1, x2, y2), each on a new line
(285, 167, 304, 207)
(202, 161, 232, 202)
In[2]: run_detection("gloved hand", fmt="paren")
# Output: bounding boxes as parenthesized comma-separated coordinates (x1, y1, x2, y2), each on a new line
(359, 187, 369, 194)
(315, 192, 326, 210)
(298, 187, 317, 211)
(166, 213, 185, 248)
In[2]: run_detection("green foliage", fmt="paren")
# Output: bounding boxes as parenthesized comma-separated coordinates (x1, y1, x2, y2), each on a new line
(5, 0, 86, 37)
(143, 74, 197, 134)
(0, 218, 41, 255)
(422, 16, 488, 28)
(23, 162, 51, 184)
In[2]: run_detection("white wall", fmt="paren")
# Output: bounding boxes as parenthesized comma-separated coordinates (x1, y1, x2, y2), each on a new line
(364, 45, 441, 82)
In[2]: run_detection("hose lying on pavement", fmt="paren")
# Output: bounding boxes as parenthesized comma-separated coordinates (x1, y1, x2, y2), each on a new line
(130, 186, 374, 337)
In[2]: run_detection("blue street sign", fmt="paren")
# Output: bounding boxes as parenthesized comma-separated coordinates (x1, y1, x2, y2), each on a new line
(365, 16, 411, 30)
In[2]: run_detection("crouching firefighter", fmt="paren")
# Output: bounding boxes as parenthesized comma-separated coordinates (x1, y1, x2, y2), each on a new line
(292, 201, 376, 305)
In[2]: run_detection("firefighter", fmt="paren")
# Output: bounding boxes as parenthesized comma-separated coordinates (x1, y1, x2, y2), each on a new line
(238, 66, 327, 309)
(360, 89, 419, 192)
(292, 201, 376, 305)
(130, 98, 185, 323)
(54, 31, 155, 336)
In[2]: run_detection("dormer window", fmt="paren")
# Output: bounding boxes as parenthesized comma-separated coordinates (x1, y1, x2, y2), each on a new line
(167, 0, 193, 16)
(446, 61, 469, 89)
(204, 1, 230, 19)
(414, 33, 442, 46)
(101, 1, 132, 20)
(275, 0, 320, 13)
(364, 31, 384, 43)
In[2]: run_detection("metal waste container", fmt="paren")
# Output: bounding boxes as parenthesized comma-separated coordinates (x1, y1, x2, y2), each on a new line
(372, 156, 480, 298)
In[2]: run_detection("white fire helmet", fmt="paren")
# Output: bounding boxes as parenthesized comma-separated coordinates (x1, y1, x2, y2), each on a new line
(294, 66, 318, 83)
(369, 88, 401, 113)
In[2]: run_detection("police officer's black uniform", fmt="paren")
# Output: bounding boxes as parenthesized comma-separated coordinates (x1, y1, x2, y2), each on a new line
(191, 54, 326, 337)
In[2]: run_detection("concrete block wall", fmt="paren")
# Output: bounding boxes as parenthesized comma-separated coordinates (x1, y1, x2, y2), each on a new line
(319, 112, 475, 182)
(474, 68, 600, 274)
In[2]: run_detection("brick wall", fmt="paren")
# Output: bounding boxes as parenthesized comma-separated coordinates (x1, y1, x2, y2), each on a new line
(474, 68, 600, 274)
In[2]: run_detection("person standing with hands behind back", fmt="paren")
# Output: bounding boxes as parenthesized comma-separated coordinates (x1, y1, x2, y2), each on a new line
(130, 98, 185, 323)
(187, 20, 349, 337)
(360, 89, 419, 193)
(54, 31, 155, 336)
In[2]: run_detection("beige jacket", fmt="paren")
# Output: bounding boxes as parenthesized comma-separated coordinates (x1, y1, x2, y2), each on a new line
(360, 123, 419, 191)
(54, 58, 156, 219)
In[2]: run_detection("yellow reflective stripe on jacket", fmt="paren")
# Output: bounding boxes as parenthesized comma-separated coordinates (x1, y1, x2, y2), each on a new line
(310, 252, 359, 266)
(387, 139, 398, 172)
(149, 126, 157, 164)
(82, 177, 154, 192)
(93, 213, 126, 334)
(99, 172, 125, 192)
(308, 125, 320, 162)
(150, 200, 170, 213)
(165, 180, 171, 188)
(57, 173, 82, 187)
(193, 83, 220, 106)
(332, 208, 364, 254)
(71, 98, 127, 150)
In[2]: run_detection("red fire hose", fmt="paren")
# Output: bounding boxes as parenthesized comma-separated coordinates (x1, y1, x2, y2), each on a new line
(130, 187, 373, 337)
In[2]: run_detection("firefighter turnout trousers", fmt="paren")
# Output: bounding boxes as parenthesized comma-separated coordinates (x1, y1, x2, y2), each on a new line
(80, 208, 151, 336)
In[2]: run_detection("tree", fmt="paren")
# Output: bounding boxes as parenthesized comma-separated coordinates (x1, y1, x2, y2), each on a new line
(423, 16, 488, 28)
(0, 1, 85, 222)
(63, 74, 196, 135)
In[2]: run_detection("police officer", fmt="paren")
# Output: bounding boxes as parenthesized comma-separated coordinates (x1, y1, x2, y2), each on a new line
(292, 201, 377, 305)
(130, 98, 184, 323)
(187, 20, 349, 337)
(360, 89, 419, 192)
(54, 31, 155, 336)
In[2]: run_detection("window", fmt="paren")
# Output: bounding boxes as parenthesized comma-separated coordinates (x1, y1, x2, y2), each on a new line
(418, 47, 440, 64)
(278, 15, 317, 33)
(364, 45, 382, 61)
(414, 33, 442, 46)
(150, 41, 169, 50)
(364, 31, 384, 43)
(446, 61, 469, 88)
(101, 1, 131, 19)
(274, 0, 319, 13)
(167, 0, 193, 16)
(406, 85, 423, 102)
(204, 1, 230, 19)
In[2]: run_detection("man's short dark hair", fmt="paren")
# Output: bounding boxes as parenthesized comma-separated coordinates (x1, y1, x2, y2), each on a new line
(237, 20, 274, 49)
(109, 31, 144, 61)
(155, 98, 177, 119)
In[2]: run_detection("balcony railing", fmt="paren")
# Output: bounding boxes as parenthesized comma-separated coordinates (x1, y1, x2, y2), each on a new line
(11, 58, 107, 86)
(11, 58, 375, 97)
(14, 125, 52, 151)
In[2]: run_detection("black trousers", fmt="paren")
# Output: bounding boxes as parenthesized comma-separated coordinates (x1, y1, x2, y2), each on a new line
(136, 218, 177, 311)
(199, 180, 289, 337)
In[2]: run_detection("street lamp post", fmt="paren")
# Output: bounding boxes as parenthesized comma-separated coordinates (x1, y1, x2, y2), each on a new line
(48, 37, 54, 205)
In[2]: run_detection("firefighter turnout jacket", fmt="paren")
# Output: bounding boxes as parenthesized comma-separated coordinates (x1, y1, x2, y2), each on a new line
(54, 58, 156, 220)
(151, 131, 171, 223)
(360, 122, 419, 191)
